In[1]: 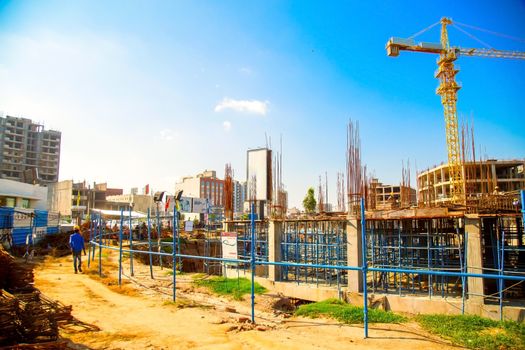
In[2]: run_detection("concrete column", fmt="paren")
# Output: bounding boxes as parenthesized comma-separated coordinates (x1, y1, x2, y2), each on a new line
(15, 197, 24, 208)
(347, 218, 363, 292)
(465, 214, 484, 303)
(268, 220, 282, 281)
(491, 163, 497, 191)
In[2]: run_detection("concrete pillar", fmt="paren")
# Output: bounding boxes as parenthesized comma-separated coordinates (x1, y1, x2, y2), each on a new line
(268, 220, 283, 281)
(491, 163, 497, 191)
(347, 218, 363, 292)
(465, 214, 484, 303)
(15, 197, 24, 208)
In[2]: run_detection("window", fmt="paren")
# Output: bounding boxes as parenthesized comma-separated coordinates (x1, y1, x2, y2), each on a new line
(5, 197, 16, 207)
(21, 198, 30, 208)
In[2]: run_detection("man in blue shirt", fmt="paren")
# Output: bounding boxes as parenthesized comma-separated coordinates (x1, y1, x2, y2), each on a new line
(69, 225, 86, 273)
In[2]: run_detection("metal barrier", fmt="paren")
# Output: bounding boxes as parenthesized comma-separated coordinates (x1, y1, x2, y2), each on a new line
(281, 219, 347, 287)
(88, 194, 525, 338)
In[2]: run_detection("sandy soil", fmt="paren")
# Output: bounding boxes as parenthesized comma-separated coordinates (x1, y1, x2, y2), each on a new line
(32, 252, 463, 350)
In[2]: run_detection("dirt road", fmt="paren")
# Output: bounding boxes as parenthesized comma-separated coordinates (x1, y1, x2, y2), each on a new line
(33, 253, 462, 350)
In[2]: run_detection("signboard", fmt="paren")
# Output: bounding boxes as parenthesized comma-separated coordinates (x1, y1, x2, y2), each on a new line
(179, 197, 192, 213)
(221, 232, 238, 260)
(247, 148, 271, 201)
(48, 213, 60, 226)
(13, 210, 32, 228)
(184, 220, 194, 232)
(192, 198, 209, 214)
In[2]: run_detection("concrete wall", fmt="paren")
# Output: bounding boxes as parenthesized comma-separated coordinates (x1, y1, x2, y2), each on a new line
(47, 180, 73, 215)
(106, 194, 154, 213)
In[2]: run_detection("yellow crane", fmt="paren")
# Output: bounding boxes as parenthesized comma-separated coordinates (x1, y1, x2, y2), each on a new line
(386, 18, 525, 205)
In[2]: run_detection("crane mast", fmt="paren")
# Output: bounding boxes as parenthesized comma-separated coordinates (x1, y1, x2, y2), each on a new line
(435, 18, 464, 204)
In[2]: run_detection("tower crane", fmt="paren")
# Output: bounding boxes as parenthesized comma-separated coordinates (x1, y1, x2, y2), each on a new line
(386, 18, 525, 205)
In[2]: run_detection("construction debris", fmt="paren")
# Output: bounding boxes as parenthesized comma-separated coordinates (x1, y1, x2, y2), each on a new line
(0, 246, 74, 347)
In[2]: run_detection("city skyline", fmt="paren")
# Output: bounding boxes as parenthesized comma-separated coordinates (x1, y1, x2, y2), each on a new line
(1, 1, 524, 208)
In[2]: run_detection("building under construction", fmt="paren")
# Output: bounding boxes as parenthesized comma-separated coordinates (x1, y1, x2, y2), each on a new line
(418, 159, 525, 209)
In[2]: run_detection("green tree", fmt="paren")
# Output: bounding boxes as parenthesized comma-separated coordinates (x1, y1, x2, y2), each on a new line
(303, 187, 317, 213)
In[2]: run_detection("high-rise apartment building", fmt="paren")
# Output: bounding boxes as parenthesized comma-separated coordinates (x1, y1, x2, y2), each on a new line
(0, 115, 61, 184)
(232, 180, 245, 214)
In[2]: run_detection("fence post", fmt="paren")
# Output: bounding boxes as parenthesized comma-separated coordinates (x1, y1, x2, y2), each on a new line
(157, 208, 162, 269)
(118, 208, 123, 286)
(88, 216, 92, 268)
(147, 208, 154, 279)
(361, 198, 368, 338)
(173, 206, 178, 302)
(250, 202, 256, 324)
(98, 215, 102, 277)
(129, 207, 134, 276)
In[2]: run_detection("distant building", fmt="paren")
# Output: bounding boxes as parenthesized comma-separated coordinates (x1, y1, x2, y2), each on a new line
(175, 170, 224, 207)
(418, 159, 525, 206)
(105, 194, 154, 213)
(287, 207, 301, 218)
(233, 180, 245, 214)
(0, 114, 61, 184)
(370, 178, 417, 210)
(318, 202, 333, 212)
(0, 179, 48, 210)
(47, 180, 123, 216)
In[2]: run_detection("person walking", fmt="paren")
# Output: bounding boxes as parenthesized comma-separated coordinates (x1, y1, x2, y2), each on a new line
(69, 225, 86, 273)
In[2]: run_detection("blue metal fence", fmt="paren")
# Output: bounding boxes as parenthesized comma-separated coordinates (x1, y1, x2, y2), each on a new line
(88, 192, 525, 339)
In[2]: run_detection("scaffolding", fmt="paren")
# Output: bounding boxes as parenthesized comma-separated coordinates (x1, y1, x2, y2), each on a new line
(280, 219, 347, 287)
(481, 216, 525, 305)
(366, 218, 466, 298)
(228, 220, 268, 277)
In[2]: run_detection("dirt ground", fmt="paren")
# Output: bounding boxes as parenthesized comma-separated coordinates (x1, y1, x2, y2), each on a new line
(32, 252, 463, 350)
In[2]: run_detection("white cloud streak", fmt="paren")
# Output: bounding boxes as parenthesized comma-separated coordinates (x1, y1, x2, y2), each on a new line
(160, 128, 175, 141)
(214, 98, 269, 116)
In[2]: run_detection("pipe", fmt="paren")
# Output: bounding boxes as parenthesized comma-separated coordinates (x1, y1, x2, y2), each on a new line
(129, 206, 134, 276)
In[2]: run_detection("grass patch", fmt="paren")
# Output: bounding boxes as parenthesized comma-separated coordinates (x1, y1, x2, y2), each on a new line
(295, 299, 406, 324)
(194, 277, 266, 301)
(417, 314, 525, 350)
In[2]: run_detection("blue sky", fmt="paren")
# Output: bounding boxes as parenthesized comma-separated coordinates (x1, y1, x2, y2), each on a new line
(1, 1, 524, 208)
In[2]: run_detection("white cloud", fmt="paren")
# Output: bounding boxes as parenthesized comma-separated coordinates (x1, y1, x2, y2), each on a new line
(239, 67, 253, 75)
(160, 128, 175, 141)
(214, 98, 269, 115)
(223, 120, 231, 131)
